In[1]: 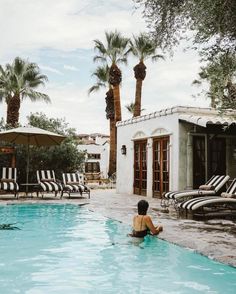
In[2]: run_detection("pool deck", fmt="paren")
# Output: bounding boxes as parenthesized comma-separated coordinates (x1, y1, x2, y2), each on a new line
(1, 189, 236, 267)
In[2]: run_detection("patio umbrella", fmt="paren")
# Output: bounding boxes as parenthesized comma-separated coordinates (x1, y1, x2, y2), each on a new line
(0, 126, 66, 191)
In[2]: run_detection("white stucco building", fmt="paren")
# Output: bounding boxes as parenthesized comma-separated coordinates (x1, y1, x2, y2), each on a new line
(116, 106, 236, 198)
(77, 133, 110, 179)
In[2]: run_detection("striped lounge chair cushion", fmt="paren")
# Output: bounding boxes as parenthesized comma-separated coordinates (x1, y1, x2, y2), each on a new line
(62, 173, 90, 193)
(0, 167, 19, 191)
(37, 170, 62, 192)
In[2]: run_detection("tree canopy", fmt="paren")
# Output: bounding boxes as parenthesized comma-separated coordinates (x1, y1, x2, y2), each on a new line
(0, 113, 85, 184)
(193, 51, 236, 110)
(0, 57, 50, 126)
(134, 0, 236, 54)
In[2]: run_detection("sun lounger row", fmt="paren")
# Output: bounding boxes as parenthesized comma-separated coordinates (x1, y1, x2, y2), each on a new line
(178, 179, 236, 218)
(37, 170, 90, 198)
(163, 175, 236, 219)
(161, 175, 230, 208)
(0, 167, 90, 199)
(163, 175, 230, 203)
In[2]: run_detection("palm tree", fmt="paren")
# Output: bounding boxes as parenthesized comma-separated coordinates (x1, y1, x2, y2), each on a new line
(93, 31, 131, 174)
(125, 102, 135, 114)
(93, 31, 131, 122)
(88, 65, 116, 176)
(130, 33, 164, 117)
(0, 57, 50, 127)
(125, 102, 145, 116)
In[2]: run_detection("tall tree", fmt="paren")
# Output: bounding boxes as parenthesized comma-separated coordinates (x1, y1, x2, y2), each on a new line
(88, 65, 116, 176)
(130, 33, 164, 117)
(93, 31, 131, 174)
(0, 57, 50, 127)
(193, 51, 236, 110)
(134, 0, 236, 55)
(93, 31, 131, 122)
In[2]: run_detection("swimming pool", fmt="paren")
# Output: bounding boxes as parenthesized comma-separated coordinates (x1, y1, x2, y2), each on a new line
(0, 204, 235, 294)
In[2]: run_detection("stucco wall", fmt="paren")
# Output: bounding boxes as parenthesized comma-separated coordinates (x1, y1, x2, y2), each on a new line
(116, 113, 180, 196)
(117, 106, 236, 196)
(178, 122, 195, 190)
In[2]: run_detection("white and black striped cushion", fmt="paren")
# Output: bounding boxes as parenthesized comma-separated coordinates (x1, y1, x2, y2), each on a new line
(37, 170, 62, 192)
(62, 173, 90, 193)
(0, 167, 19, 191)
(222, 179, 236, 196)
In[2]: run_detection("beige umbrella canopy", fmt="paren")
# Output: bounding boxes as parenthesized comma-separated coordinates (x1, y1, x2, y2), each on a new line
(0, 126, 66, 190)
(0, 126, 66, 146)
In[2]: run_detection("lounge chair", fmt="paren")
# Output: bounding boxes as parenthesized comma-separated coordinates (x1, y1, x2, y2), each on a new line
(162, 175, 230, 207)
(62, 172, 90, 199)
(36, 170, 63, 198)
(178, 179, 236, 219)
(0, 167, 19, 198)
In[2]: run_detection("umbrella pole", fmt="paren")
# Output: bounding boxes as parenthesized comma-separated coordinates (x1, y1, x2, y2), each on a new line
(26, 139, 30, 196)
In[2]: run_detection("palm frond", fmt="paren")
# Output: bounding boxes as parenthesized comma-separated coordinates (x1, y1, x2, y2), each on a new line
(152, 54, 165, 62)
(93, 30, 131, 65)
(88, 83, 106, 95)
(89, 64, 110, 95)
(22, 90, 50, 102)
(93, 56, 107, 63)
(130, 33, 163, 62)
(94, 39, 107, 55)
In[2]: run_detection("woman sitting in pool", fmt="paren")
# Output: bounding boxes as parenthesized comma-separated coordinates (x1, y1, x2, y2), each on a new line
(131, 200, 163, 238)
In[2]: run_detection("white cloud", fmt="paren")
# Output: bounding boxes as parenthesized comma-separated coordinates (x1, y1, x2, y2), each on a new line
(0, 82, 109, 134)
(63, 65, 79, 71)
(39, 65, 63, 75)
(0, 0, 209, 134)
(0, 0, 145, 60)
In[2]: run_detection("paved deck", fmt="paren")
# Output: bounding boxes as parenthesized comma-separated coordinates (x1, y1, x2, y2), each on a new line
(1, 189, 236, 267)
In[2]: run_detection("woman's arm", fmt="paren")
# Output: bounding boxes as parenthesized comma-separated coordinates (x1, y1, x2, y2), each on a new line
(145, 215, 162, 235)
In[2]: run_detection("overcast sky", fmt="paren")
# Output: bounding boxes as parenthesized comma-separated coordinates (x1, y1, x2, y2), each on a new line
(0, 0, 209, 134)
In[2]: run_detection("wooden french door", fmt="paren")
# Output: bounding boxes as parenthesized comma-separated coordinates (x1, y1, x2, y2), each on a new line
(193, 136, 206, 188)
(193, 136, 226, 188)
(133, 140, 147, 196)
(153, 137, 169, 197)
(208, 137, 226, 177)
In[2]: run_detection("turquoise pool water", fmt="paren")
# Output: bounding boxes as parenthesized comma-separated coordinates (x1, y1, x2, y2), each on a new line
(0, 204, 235, 294)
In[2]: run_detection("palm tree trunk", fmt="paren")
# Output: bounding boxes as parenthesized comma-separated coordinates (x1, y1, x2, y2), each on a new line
(6, 95, 21, 127)
(109, 64, 122, 176)
(109, 64, 122, 122)
(108, 118, 116, 177)
(134, 78, 143, 117)
(113, 85, 122, 122)
(105, 88, 116, 176)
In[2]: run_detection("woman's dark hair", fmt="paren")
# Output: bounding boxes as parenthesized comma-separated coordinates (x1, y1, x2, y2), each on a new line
(138, 200, 149, 215)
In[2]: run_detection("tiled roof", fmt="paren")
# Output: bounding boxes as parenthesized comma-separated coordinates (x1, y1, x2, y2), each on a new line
(117, 105, 236, 127)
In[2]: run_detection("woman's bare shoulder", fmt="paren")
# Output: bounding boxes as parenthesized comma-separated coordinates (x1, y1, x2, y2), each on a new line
(143, 215, 152, 220)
